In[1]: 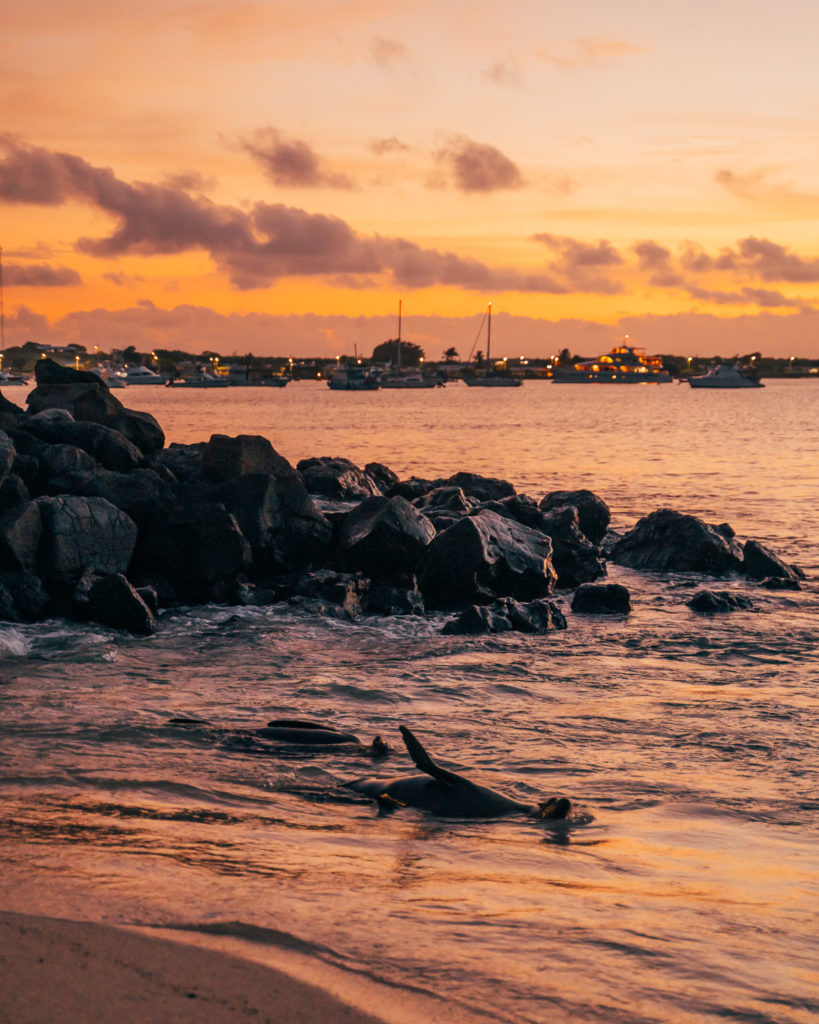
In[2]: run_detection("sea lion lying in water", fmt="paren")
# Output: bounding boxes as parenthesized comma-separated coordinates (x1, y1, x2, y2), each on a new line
(346, 725, 571, 820)
(169, 717, 389, 759)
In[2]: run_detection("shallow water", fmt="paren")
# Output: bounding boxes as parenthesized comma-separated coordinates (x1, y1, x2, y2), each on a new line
(1, 379, 818, 1023)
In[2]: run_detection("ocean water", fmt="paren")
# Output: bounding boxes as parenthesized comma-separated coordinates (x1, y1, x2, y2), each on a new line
(1, 379, 817, 1023)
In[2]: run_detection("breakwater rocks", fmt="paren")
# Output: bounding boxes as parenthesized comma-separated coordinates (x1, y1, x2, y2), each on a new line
(0, 360, 806, 636)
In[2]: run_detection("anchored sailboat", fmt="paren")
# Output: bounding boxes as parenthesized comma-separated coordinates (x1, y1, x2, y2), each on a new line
(463, 302, 522, 387)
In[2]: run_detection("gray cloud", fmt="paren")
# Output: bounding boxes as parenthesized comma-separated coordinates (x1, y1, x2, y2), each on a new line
(2, 261, 81, 287)
(0, 137, 562, 294)
(436, 136, 525, 193)
(370, 136, 411, 156)
(533, 233, 623, 293)
(241, 128, 354, 189)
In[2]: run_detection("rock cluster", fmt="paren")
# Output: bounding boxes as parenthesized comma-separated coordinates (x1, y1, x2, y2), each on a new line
(0, 361, 806, 636)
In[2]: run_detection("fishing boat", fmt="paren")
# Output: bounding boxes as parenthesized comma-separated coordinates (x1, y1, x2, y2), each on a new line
(688, 363, 764, 389)
(463, 303, 522, 388)
(552, 338, 672, 383)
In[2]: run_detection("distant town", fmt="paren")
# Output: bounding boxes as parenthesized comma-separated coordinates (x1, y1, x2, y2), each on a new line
(1, 338, 817, 382)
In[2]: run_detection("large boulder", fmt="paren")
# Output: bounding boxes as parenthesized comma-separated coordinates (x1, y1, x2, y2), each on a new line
(0, 502, 43, 573)
(611, 508, 744, 574)
(443, 472, 515, 502)
(73, 571, 156, 635)
(536, 505, 606, 588)
(336, 496, 435, 578)
(26, 359, 164, 456)
(539, 490, 610, 544)
(741, 539, 800, 581)
(36, 495, 138, 586)
(134, 502, 251, 599)
(442, 597, 567, 635)
(209, 472, 332, 573)
(297, 457, 383, 501)
(417, 508, 557, 609)
(203, 434, 294, 482)
(25, 410, 144, 473)
(571, 583, 631, 615)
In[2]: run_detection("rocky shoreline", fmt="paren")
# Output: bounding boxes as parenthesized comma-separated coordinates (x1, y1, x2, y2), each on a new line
(0, 360, 805, 636)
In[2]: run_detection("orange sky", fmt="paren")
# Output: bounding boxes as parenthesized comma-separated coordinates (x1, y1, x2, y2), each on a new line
(2, 0, 819, 358)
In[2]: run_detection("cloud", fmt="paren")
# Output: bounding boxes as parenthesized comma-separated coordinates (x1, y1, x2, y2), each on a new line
(532, 233, 624, 293)
(483, 59, 523, 88)
(731, 236, 819, 283)
(2, 261, 81, 286)
(371, 36, 410, 68)
(0, 137, 562, 294)
(370, 136, 411, 156)
(633, 240, 672, 271)
(240, 128, 354, 189)
(435, 136, 525, 193)
(714, 168, 819, 211)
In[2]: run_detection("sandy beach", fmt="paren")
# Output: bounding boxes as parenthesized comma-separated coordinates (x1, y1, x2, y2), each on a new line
(0, 911, 474, 1024)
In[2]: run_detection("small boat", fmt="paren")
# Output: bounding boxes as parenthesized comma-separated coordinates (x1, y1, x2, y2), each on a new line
(0, 371, 29, 386)
(552, 338, 672, 383)
(463, 303, 522, 388)
(122, 365, 166, 385)
(380, 300, 440, 389)
(167, 370, 228, 388)
(262, 376, 290, 387)
(327, 365, 380, 390)
(688, 363, 764, 389)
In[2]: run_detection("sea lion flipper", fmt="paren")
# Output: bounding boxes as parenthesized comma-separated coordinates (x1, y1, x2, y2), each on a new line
(399, 726, 461, 787)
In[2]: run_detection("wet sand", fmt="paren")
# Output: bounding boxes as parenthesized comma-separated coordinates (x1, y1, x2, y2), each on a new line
(0, 911, 477, 1024)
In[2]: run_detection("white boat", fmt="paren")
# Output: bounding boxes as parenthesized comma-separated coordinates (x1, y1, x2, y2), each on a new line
(552, 339, 672, 383)
(463, 303, 522, 388)
(327, 365, 380, 390)
(122, 365, 166, 385)
(167, 370, 228, 388)
(688, 363, 764, 389)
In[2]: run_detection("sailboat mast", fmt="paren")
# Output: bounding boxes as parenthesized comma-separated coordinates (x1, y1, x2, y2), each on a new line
(486, 301, 491, 364)
(397, 299, 402, 371)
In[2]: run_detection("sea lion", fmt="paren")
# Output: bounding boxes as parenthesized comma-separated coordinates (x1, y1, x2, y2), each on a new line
(169, 717, 389, 758)
(346, 725, 571, 820)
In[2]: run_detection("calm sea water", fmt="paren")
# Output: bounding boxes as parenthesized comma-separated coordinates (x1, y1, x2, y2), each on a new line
(1, 379, 817, 1023)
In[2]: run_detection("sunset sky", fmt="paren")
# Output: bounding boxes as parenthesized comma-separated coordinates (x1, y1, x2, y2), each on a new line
(3, 0, 819, 359)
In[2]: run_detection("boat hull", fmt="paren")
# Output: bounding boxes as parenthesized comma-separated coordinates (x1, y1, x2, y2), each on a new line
(464, 376, 522, 387)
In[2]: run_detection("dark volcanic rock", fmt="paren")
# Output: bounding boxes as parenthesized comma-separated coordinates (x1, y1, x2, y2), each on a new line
(571, 583, 631, 615)
(443, 472, 515, 502)
(26, 410, 144, 472)
(414, 486, 474, 514)
(337, 495, 435, 578)
(366, 578, 425, 615)
(442, 597, 567, 635)
(26, 359, 164, 456)
(687, 590, 754, 614)
(742, 539, 800, 581)
(537, 505, 607, 588)
(417, 508, 557, 609)
(0, 501, 43, 573)
(73, 571, 156, 635)
(364, 462, 399, 493)
(611, 508, 744, 575)
(759, 576, 801, 591)
(203, 433, 294, 482)
(291, 570, 368, 619)
(36, 495, 137, 587)
(0, 569, 50, 621)
(209, 472, 332, 574)
(297, 457, 383, 501)
(540, 489, 610, 544)
(135, 502, 251, 599)
(0, 430, 14, 489)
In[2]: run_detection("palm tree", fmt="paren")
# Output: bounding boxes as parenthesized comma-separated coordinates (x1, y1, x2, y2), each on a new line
(443, 346, 459, 363)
